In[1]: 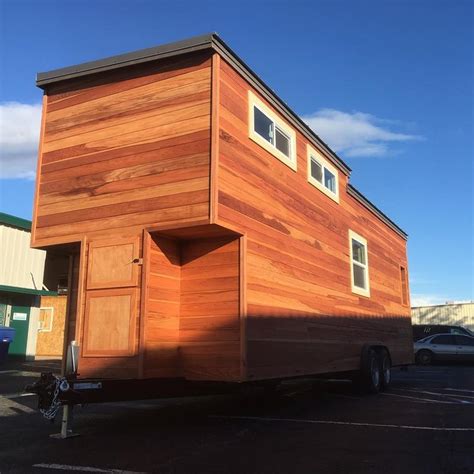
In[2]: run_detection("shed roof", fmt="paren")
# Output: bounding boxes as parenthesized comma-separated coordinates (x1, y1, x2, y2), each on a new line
(36, 33, 407, 239)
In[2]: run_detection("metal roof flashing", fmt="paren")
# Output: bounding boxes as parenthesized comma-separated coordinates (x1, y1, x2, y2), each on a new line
(36, 33, 216, 87)
(0, 212, 32, 231)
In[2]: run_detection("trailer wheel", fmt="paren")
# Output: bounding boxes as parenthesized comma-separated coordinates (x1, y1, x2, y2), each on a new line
(416, 349, 433, 365)
(358, 346, 382, 394)
(379, 349, 391, 390)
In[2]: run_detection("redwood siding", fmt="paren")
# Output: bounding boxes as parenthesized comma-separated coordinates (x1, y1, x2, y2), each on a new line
(33, 52, 213, 247)
(31, 46, 412, 383)
(180, 237, 241, 381)
(143, 235, 181, 378)
(216, 58, 412, 379)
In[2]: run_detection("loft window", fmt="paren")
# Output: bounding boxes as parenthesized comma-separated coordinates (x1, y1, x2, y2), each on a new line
(307, 145, 339, 203)
(349, 230, 370, 297)
(248, 91, 297, 170)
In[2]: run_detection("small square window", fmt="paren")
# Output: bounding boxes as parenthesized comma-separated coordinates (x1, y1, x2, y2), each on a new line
(307, 146, 339, 203)
(248, 91, 297, 171)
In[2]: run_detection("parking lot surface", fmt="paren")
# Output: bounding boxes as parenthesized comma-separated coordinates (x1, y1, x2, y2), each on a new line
(0, 363, 473, 474)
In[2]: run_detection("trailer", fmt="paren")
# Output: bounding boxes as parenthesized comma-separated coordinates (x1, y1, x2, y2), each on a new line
(29, 34, 413, 431)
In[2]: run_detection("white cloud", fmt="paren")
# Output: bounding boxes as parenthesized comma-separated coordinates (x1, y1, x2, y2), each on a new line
(302, 109, 421, 158)
(0, 102, 42, 180)
(411, 294, 449, 307)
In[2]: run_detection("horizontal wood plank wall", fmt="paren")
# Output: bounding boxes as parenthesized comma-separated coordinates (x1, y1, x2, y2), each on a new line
(144, 235, 181, 378)
(216, 58, 412, 380)
(180, 237, 241, 381)
(33, 52, 213, 248)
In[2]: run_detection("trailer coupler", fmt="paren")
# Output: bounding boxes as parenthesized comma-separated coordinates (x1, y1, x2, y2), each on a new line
(25, 372, 82, 420)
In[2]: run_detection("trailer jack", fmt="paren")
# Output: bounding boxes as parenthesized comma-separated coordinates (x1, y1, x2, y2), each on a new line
(50, 404, 80, 439)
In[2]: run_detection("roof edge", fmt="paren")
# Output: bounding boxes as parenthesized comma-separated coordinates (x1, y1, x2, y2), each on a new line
(36, 33, 216, 87)
(0, 212, 32, 231)
(0, 284, 57, 297)
(347, 184, 408, 240)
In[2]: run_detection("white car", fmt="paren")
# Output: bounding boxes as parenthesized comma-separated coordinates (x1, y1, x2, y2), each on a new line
(414, 333, 474, 365)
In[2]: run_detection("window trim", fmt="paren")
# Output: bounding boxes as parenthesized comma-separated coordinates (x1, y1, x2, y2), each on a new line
(248, 91, 297, 171)
(307, 145, 340, 203)
(38, 307, 54, 333)
(349, 230, 370, 297)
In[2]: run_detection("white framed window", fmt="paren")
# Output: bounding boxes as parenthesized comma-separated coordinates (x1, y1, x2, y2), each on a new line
(349, 230, 370, 297)
(248, 91, 297, 171)
(307, 145, 339, 203)
(38, 307, 54, 332)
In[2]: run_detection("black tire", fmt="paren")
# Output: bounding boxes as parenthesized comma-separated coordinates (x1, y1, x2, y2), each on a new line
(416, 349, 433, 365)
(358, 346, 382, 394)
(379, 349, 392, 390)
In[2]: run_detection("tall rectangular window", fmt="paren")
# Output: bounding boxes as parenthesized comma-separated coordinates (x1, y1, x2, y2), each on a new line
(400, 266, 408, 305)
(307, 145, 339, 203)
(248, 91, 297, 170)
(349, 230, 370, 297)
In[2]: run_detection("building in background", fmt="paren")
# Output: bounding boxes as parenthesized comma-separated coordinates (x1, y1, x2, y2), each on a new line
(411, 301, 474, 333)
(0, 212, 64, 359)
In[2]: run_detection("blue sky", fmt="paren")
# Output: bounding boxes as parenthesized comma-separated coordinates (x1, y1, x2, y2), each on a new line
(0, 0, 472, 305)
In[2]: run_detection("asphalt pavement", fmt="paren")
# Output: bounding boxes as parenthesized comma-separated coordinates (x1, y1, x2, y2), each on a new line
(0, 361, 473, 474)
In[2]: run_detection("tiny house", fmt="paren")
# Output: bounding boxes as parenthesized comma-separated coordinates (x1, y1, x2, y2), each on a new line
(32, 34, 413, 390)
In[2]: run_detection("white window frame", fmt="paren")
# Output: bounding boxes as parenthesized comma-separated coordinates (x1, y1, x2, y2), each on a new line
(248, 91, 297, 171)
(307, 145, 339, 203)
(349, 230, 370, 297)
(38, 307, 54, 332)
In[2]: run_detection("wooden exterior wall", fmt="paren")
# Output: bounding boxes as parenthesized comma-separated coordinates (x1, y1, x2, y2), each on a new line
(142, 234, 241, 381)
(180, 237, 240, 380)
(32, 52, 213, 248)
(143, 235, 181, 378)
(32, 47, 412, 382)
(214, 56, 413, 379)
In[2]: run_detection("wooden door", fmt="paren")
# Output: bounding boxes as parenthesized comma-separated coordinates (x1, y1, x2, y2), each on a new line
(82, 237, 141, 357)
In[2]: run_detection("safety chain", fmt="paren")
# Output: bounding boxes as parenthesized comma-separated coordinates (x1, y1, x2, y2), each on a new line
(39, 375, 70, 420)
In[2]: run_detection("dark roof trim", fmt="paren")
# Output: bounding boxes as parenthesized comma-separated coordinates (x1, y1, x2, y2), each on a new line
(0, 284, 57, 297)
(347, 185, 407, 239)
(0, 212, 31, 231)
(36, 33, 351, 176)
(36, 34, 214, 87)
